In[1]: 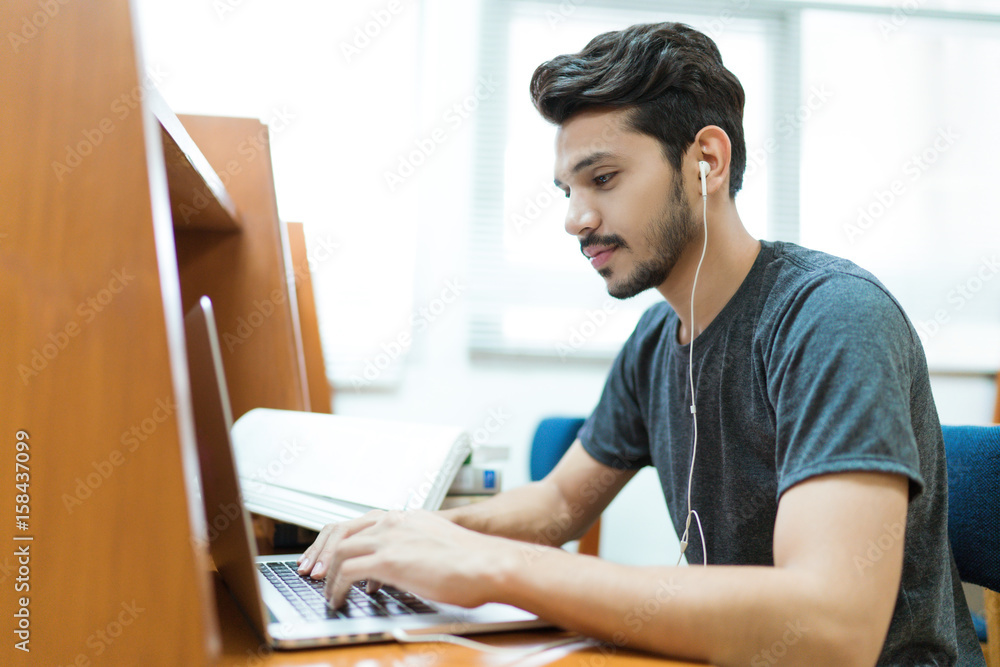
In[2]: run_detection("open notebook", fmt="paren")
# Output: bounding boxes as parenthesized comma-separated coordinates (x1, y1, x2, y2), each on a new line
(231, 408, 470, 530)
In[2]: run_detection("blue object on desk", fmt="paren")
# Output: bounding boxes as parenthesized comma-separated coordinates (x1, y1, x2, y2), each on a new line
(973, 612, 988, 643)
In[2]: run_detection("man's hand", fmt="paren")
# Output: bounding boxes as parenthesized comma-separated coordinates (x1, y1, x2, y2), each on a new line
(297, 510, 384, 580)
(297, 510, 514, 609)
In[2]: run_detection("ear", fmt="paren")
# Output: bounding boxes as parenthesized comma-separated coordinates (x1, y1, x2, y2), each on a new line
(690, 126, 732, 198)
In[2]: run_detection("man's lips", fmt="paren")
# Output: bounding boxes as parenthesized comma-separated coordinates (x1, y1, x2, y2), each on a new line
(584, 246, 617, 270)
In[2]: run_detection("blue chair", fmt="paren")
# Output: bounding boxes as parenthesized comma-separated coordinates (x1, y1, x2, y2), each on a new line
(529, 417, 601, 556)
(942, 424, 1000, 666)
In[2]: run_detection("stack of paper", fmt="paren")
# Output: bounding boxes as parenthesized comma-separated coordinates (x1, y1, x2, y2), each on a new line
(230, 408, 471, 531)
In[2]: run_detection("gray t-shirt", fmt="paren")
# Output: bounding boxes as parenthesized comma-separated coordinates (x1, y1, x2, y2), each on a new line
(579, 240, 983, 665)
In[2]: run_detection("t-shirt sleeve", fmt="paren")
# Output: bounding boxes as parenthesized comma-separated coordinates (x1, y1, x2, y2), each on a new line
(577, 307, 664, 471)
(766, 273, 925, 499)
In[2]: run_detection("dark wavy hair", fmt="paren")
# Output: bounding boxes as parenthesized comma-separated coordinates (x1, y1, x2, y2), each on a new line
(530, 22, 746, 198)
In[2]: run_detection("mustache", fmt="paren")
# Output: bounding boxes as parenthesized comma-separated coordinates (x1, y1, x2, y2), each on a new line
(580, 234, 628, 258)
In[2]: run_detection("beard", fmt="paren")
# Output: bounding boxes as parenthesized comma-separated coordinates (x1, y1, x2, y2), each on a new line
(584, 178, 700, 300)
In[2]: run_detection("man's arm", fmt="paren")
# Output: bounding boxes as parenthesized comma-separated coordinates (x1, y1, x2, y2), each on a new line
(297, 440, 635, 577)
(439, 440, 636, 544)
(497, 470, 907, 665)
(319, 470, 907, 667)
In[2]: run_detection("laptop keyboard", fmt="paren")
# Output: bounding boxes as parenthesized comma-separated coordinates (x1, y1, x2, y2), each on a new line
(257, 561, 439, 622)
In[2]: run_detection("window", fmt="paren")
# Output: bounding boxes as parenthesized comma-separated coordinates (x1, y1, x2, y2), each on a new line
(798, 9, 1000, 373)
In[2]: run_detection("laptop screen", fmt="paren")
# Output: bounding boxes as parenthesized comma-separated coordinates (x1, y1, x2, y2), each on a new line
(184, 296, 270, 636)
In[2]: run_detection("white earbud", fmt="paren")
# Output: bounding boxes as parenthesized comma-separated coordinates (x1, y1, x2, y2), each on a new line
(698, 161, 710, 197)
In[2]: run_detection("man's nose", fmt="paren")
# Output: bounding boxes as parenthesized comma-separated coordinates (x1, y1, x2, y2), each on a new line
(564, 195, 600, 237)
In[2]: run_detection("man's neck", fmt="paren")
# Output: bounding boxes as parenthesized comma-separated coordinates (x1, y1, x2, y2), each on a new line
(659, 205, 760, 346)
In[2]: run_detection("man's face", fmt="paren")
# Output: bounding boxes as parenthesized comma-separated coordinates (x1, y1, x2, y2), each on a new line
(553, 108, 699, 299)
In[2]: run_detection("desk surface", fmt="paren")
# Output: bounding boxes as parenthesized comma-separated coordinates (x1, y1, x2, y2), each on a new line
(214, 575, 705, 667)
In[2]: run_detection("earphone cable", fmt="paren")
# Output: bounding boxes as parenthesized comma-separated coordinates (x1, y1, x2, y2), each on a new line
(677, 168, 709, 568)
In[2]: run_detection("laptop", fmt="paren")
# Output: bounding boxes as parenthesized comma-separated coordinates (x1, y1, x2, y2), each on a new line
(183, 296, 550, 649)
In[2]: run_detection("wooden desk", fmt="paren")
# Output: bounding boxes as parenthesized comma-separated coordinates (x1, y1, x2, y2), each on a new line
(213, 574, 703, 667)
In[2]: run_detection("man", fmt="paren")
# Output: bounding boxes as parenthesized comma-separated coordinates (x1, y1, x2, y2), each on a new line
(299, 22, 983, 665)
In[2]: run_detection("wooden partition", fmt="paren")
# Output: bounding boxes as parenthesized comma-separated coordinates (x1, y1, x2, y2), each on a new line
(172, 113, 310, 418)
(287, 222, 333, 415)
(0, 1, 218, 663)
(1, 1, 320, 664)
(995, 374, 1000, 426)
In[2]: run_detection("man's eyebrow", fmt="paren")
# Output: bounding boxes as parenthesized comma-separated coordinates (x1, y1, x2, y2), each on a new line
(554, 150, 620, 188)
